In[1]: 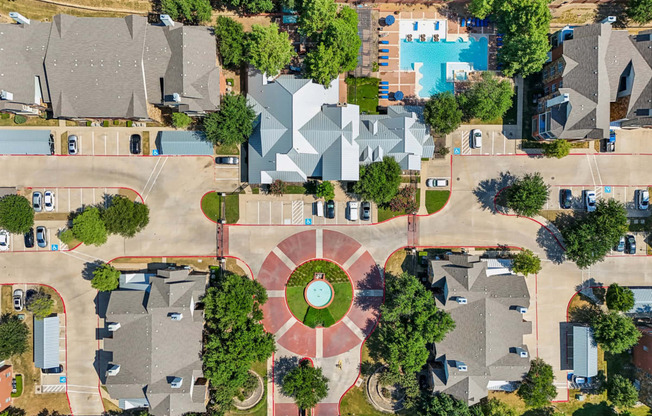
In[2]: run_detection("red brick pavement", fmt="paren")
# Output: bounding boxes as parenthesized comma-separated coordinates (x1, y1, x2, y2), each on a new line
(275, 402, 299, 416)
(323, 321, 360, 358)
(315, 403, 339, 416)
(322, 230, 361, 265)
(261, 297, 293, 333)
(257, 252, 292, 290)
(347, 251, 383, 290)
(347, 297, 383, 337)
(277, 322, 316, 357)
(277, 230, 316, 265)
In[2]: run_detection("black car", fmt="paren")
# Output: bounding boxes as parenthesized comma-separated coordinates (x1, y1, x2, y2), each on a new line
(49, 134, 55, 155)
(215, 157, 239, 165)
(24, 228, 34, 248)
(130, 134, 141, 155)
(361, 201, 371, 221)
(626, 235, 636, 254)
(41, 364, 63, 374)
(560, 189, 572, 209)
(325, 200, 335, 219)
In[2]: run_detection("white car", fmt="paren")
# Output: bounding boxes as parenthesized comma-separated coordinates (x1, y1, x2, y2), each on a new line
(44, 191, 55, 212)
(470, 129, 482, 148)
(585, 191, 597, 212)
(0, 230, 9, 251)
(426, 178, 449, 188)
(68, 135, 78, 155)
(347, 201, 359, 221)
(638, 190, 649, 211)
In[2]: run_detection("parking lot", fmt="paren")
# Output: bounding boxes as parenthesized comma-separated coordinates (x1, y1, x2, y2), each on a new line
(63, 130, 142, 156)
(544, 185, 651, 217)
(243, 199, 375, 225)
(454, 128, 519, 156)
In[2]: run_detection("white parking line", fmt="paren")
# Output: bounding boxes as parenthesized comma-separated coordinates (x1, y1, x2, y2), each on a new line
(68, 189, 71, 212)
(116, 132, 119, 156)
(586, 154, 596, 186)
(143, 157, 168, 202)
(91, 131, 95, 156)
(80, 188, 83, 208)
(491, 131, 495, 155)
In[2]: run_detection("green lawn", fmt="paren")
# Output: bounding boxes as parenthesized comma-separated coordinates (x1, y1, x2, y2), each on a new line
(201, 192, 221, 222)
(227, 361, 267, 416)
(11, 374, 22, 398)
(224, 194, 240, 224)
(346, 77, 380, 115)
(340, 386, 388, 416)
(214, 143, 240, 155)
(425, 190, 450, 214)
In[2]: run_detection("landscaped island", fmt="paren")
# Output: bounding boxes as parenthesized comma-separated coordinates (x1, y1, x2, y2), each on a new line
(286, 260, 353, 328)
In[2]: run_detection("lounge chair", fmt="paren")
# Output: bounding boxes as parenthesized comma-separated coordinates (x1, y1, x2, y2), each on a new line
(379, 62, 389, 66)
(460, 19, 465, 27)
(379, 86, 389, 90)
(380, 81, 389, 85)
(379, 56, 389, 59)
(435, 21, 439, 30)
(414, 22, 418, 31)
(379, 95, 389, 99)
(379, 49, 389, 53)
(380, 40, 389, 44)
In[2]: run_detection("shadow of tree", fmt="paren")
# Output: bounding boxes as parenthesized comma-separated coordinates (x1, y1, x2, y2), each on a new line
(536, 227, 565, 264)
(81, 260, 104, 281)
(574, 278, 606, 304)
(354, 263, 384, 312)
(274, 355, 300, 388)
(473, 171, 516, 213)
(595, 3, 629, 28)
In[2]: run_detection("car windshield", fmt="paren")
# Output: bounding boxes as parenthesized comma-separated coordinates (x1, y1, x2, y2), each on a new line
(588, 195, 596, 204)
(474, 132, 481, 137)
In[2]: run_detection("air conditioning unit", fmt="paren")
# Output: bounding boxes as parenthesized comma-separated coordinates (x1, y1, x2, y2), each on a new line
(170, 313, 183, 321)
(456, 297, 467, 305)
(107, 365, 121, 376)
(170, 377, 183, 388)
(517, 306, 528, 314)
(107, 322, 121, 332)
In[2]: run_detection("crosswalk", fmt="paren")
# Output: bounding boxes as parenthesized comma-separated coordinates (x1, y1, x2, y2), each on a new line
(42, 384, 66, 393)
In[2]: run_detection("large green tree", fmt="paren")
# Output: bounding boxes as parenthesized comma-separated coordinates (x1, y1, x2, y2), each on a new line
(542, 139, 571, 159)
(217, 0, 274, 14)
(563, 199, 628, 268)
(0, 314, 28, 360)
(91, 263, 121, 292)
(246, 23, 295, 76)
(353, 157, 402, 205)
(608, 374, 638, 407)
(102, 196, 149, 238)
(0, 195, 34, 234)
(303, 43, 341, 87)
(424, 91, 463, 135)
(202, 274, 275, 413)
(482, 398, 517, 416)
(416, 393, 480, 416)
(159, 0, 212, 25)
(512, 249, 542, 276)
(315, 181, 335, 200)
(592, 311, 641, 354)
(458, 72, 514, 122)
(26, 291, 54, 320)
(368, 272, 455, 378)
(506, 172, 550, 217)
(171, 112, 192, 129)
(214, 17, 246, 69)
(517, 358, 557, 408)
(298, 0, 338, 37)
(204, 93, 255, 146)
(72, 207, 107, 246)
(282, 360, 329, 410)
(468, 0, 494, 19)
(605, 283, 635, 312)
(627, 0, 652, 24)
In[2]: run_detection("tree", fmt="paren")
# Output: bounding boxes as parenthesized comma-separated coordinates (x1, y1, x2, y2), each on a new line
(627, 0, 652, 24)
(608, 374, 638, 407)
(203, 93, 255, 146)
(517, 358, 557, 408)
(416, 393, 476, 416)
(282, 360, 329, 410)
(298, 0, 338, 37)
(171, 112, 192, 129)
(424, 91, 463, 135)
(246, 23, 295, 76)
(26, 291, 54, 320)
(606, 284, 635, 312)
(468, 0, 494, 19)
(202, 274, 275, 413)
(506, 172, 550, 217)
(482, 398, 517, 416)
(592, 311, 641, 354)
(214, 16, 246, 69)
(269, 180, 287, 196)
(102, 196, 150, 238)
(303, 43, 341, 87)
(159, 0, 212, 25)
(563, 199, 628, 268)
(91, 263, 121, 292)
(458, 72, 514, 122)
(542, 139, 571, 159)
(353, 157, 402, 205)
(0, 195, 34, 234)
(0, 314, 28, 360)
(315, 181, 335, 200)
(217, 0, 274, 14)
(512, 249, 542, 276)
(368, 272, 455, 378)
(72, 207, 107, 246)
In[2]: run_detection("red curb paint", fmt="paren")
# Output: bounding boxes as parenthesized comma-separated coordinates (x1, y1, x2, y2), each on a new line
(200, 191, 218, 224)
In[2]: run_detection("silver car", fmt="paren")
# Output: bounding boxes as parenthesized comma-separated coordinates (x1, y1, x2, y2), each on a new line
(13, 289, 23, 311)
(32, 192, 43, 212)
(36, 226, 47, 248)
(68, 135, 78, 155)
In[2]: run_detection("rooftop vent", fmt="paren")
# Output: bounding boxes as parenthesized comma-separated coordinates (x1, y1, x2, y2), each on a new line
(0, 91, 13, 101)
(601, 16, 616, 24)
(107, 365, 121, 376)
(9, 12, 30, 25)
(107, 322, 121, 332)
(517, 306, 528, 314)
(455, 361, 468, 371)
(170, 313, 183, 321)
(456, 297, 467, 305)
(515, 347, 529, 358)
(160, 14, 174, 26)
(170, 377, 183, 388)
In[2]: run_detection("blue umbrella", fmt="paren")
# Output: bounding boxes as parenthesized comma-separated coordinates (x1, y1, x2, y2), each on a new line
(385, 15, 395, 26)
(394, 91, 404, 100)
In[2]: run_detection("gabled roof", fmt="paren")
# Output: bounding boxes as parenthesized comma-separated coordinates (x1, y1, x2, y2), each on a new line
(34, 315, 60, 369)
(572, 325, 598, 378)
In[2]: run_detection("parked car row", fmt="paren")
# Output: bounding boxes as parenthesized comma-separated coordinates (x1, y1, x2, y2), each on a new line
(559, 188, 650, 211)
(614, 235, 637, 254)
(32, 191, 55, 212)
(0, 226, 48, 251)
(67, 134, 142, 155)
(314, 200, 371, 221)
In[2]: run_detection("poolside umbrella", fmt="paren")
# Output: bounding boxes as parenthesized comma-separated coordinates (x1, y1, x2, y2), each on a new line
(385, 15, 395, 26)
(394, 91, 404, 101)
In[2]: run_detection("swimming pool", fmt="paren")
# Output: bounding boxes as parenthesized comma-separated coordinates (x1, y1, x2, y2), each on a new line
(400, 36, 489, 98)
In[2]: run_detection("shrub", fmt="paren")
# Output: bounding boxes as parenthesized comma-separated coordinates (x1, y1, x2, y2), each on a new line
(171, 112, 192, 129)
(113, 120, 120, 125)
(388, 186, 417, 213)
(1, 113, 10, 119)
(0, 195, 34, 234)
(58, 229, 75, 245)
(102, 121, 109, 127)
(91, 263, 121, 292)
(26, 291, 54, 320)
(315, 181, 335, 200)
(126, 121, 133, 127)
(13, 115, 26, 124)
(269, 180, 287, 196)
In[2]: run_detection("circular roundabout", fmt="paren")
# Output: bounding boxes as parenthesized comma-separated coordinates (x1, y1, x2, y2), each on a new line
(286, 260, 353, 328)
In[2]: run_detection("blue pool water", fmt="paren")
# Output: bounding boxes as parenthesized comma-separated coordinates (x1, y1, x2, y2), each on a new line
(400, 37, 489, 97)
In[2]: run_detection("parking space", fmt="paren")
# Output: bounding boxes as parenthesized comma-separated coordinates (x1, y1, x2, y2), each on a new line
(455, 128, 518, 156)
(545, 185, 652, 217)
(243, 199, 375, 225)
(66, 130, 138, 156)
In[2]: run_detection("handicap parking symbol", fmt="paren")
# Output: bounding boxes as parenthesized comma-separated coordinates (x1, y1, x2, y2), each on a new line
(51, 244, 59, 251)
(305, 218, 312, 225)
(59, 376, 66, 383)
(453, 147, 461, 155)
(604, 186, 612, 193)
(152, 149, 159, 156)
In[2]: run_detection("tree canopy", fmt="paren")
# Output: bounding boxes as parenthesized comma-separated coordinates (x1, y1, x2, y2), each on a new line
(458, 72, 514, 122)
(171, 112, 192, 129)
(282, 360, 329, 410)
(315, 181, 335, 200)
(591, 311, 641, 354)
(204, 93, 255, 146)
(416, 393, 481, 416)
(246, 23, 295, 76)
(214, 16, 246, 69)
(562, 199, 628, 268)
(102, 196, 149, 238)
(627, 0, 652, 24)
(72, 207, 107, 246)
(517, 358, 557, 408)
(26, 291, 54, 320)
(608, 374, 638, 407)
(353, 157, 402, 205)
(368, 272, 455, 378)
(542, 140, 571, 159)
(512, 249, 542, 276)
(0, 195, 34, 234)
(506, 172, 550, 217)
(298, 0, 338, 37)
(217, 0, 274, 14)
(159, 0, 212, 24)
(91, 263, 121, 292)
(605, 283, 635, 312)
(468, 0, 494, 19)
(482, 398, 517, 416)
(202, 273, 275, 413)
(424, 91, 463, 135)
(0, 314, 28, 360)
(303, 43, 342, 87)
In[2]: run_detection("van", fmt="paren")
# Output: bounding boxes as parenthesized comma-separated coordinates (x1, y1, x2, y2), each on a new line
(315, 201, 324, 217)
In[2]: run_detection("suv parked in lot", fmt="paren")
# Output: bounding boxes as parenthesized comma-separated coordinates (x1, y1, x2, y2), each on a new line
(215, 157, 239, 165)
(361, 202, 371, 221)
(36, 226, 47, 248)
(24, 229, 34, 248)
(560, 189, 572, 209)
(615, 236, 625, 252)
(0, 230, 9, 252)
(41, 365, 63, 374)
(638, 189, 649, 210)
(626, 235, 636, 254)
(32, 192, 42, 212)
(68, 135, 78, 155)
(584, 190, 596, 212)
(347, 201, 359, 221)
(130, 134, 141, 155)
(13, 289, 23, 311)
(325, 200, 335, 219)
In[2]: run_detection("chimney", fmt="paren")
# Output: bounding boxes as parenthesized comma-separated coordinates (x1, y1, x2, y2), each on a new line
(601, 16, 616, 24)
(107, 322, 121, 332)
(172, 93, 181, 103)
(455, 361, 468, 371)
(515, 347, 529, 358)
(546, 93, 570, 108)
(9, 12, 30, 25)
(170, 377, 183, 388)
(170, 313, 183, 321)
(160, 14, 175, 26)
(0, 91, 14, 101)
(107, 364, 121, 376)
(517, 306, 528, 314)
(456, 297, 467, 305)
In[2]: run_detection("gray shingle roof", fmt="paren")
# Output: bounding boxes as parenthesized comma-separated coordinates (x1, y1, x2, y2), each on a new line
(34, 315, 60, 369)
(428, 255, 531, 405)
(104, 269, 207, 416)
(0, 130, 51, 155)
(246, 70, 432, 184)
